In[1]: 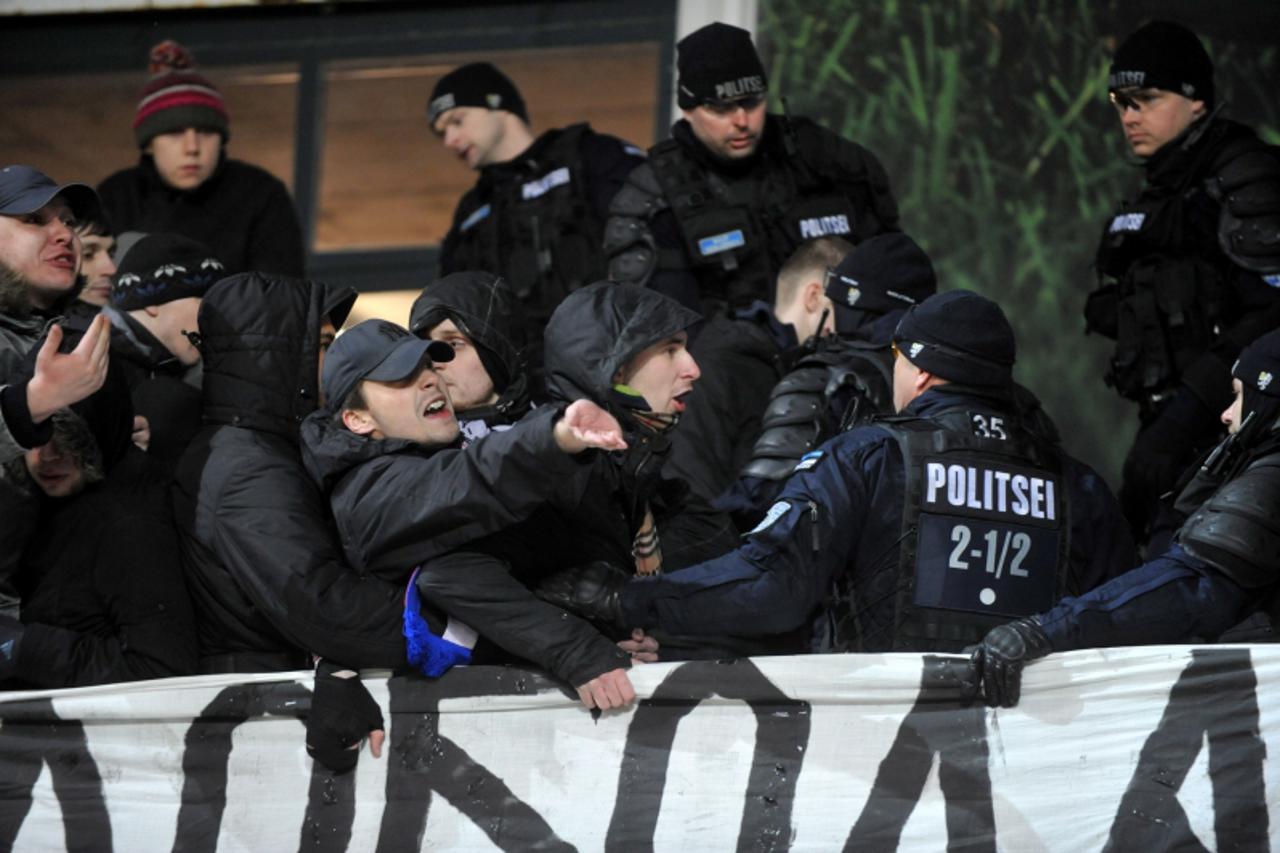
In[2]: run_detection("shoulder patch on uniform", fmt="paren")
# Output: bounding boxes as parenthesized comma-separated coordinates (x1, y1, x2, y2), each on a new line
(794, 450, 825, 471)
(750, 500, 792, 535)
(623, 144, 647, 158)
(1263, 274, 1280, 288)
(460, 204, 491, 232)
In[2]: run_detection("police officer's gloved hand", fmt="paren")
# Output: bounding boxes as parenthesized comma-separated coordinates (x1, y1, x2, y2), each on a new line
(536, 561, 628, 628)
(967, 616, 1052, 708)
(306, 660, 384, 774)
(0, 615, 24, 682)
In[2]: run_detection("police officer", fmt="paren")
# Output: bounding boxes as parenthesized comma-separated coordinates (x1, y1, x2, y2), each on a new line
(971, 327, 1280, 708)
(1084, 21, 1280, 552)
(718, 233, 938, 526)
(428, 63, 646, 361)
(604, 22, 900, 318)
(540, 291, 1136, 654)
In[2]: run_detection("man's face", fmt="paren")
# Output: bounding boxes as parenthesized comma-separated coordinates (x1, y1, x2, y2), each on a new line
(432, 107, 507, 170)
(77, 231, 117, 307)
(426, 318, 498, 413)
(0, 197, 80, 308)
(618, 332, 700, 415)
(683, 96, 767, 161)
(350, 362, 460, 446)
(1222, 378, 1245, 435)
(146, 127, 222, 190)
(25, 439, 87, 498)
(146, 297, 204, 365)
(1111, 88, 1204, 158)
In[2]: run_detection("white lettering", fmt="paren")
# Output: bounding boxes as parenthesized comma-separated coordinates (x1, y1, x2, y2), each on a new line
(1030, 478, 1046, 520)
(521, 167, 571, 201)
(1045, 479, 1055, 521)
(713, 75, 765, 100)
(925, 462, 947, 505)
(994, 471, 1011, 512)
(1011, 475, 1029, 516)
(1108, 212, 1146, 234)
(947, 465, 966, 507)
(799, 214, 852, 240)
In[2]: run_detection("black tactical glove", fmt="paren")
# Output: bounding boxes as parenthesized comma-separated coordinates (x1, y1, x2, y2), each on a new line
(306, 660, 384, 774)
(967, 616, 1053, 708)
(0, 615, 24, 682)
(536, 561, 628, 627)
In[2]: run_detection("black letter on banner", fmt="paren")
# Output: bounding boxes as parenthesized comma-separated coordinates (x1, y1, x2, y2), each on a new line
(375, 668, 573, 853)
(1104, 647, 1267, 852)
(606, 658, 811, 852)
(172, 680, 357, 853)
(0, 697, 112, 852)
(846, 656, 995, 852)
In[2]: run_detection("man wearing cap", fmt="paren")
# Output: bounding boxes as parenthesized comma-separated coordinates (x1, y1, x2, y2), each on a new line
(663, 235, 851, 508)
(539, 291, 1135, 655)
(719, 232, 940, 527)
(299, 318, 640, 710)
(97, 40, 305, 278)
(1084, 21, 1280, 553)
(428, 62, 645, 356)
(972, 327, 1280, 710)
(605, 21, 900, 318)
(102, 233, 224, 470)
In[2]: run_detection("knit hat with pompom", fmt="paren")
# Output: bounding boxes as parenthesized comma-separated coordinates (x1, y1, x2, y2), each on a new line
(133, 40, 230, 148)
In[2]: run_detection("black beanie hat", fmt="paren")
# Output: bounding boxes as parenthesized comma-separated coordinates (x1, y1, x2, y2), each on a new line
(427, 62, 528, 126)
(1232, 328, 1280, 424)
(112, 233, 225, 311)
(826, 233, 937, 332)
(893, 290, 1016, 387)
(1109, 21, 1215, 108)
(676, 22, 768, 109)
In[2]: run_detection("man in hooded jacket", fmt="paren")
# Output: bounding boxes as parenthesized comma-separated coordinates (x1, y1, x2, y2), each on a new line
(170, 272, 408, 672)
(408, 271, 533, 440)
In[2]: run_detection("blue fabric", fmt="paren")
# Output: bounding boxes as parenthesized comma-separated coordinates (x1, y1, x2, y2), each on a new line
(403, 568, 472, 678)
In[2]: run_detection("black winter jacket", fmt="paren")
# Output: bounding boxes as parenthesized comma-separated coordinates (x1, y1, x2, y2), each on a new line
(170, 273, 405, 671)
(98, 156, 305, 278)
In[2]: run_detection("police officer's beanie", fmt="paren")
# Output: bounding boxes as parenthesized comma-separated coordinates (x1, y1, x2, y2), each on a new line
(825, 233, 937, 319)
(427, 63, 528, 126)
(676, 23, 768, 109)
(134, 41, 230, 149)
(1232, 328, 1280, 428)
(1109, 21, 1214, 108)
(111, 233, 225, 311)
(893, 290, 1016, 388)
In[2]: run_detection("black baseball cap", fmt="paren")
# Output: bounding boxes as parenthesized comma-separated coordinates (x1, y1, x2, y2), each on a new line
(0, 164, 100, 222)
(323, 319, 454, 410)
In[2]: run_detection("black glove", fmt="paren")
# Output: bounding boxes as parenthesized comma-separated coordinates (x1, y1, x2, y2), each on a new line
(536, 561, 628, 627)
(306, 660, 384, 774)
(0, 615, 24, 682)
(967, 616, 1053, 708)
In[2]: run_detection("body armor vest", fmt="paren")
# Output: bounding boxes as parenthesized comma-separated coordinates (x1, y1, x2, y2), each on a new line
(1092, 127, 1264, 405)
(836, 406, 1071, 653)
(447, 124, 603, 325)
(648, 118, 873, 312)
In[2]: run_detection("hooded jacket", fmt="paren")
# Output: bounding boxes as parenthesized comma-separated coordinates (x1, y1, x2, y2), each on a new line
(170, 273, 408, 671)
(543, 282, 739, 574)
(2, 352, 197, 688)
(409, 271, 532, 426)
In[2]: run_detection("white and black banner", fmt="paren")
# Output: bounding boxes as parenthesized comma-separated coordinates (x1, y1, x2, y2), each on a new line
(1, 646, 1277, 851)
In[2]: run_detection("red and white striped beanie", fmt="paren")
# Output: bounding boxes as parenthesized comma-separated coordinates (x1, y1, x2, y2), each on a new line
(133, 40, 229, 148)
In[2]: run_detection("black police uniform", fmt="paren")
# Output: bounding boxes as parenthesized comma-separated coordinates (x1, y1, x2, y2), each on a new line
(604, 115, 900, 316)
(618, 386, 1136, 654)
(1087, 115, 1280, 544)
(439, 124, 645, 353)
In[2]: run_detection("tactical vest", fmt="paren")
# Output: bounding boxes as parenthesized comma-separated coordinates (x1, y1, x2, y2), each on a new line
(648, 119, 874, 312)
(835, 407, 1070, 653)
(1091, 129, 1266, 405)
(447, 124, 603, 324)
